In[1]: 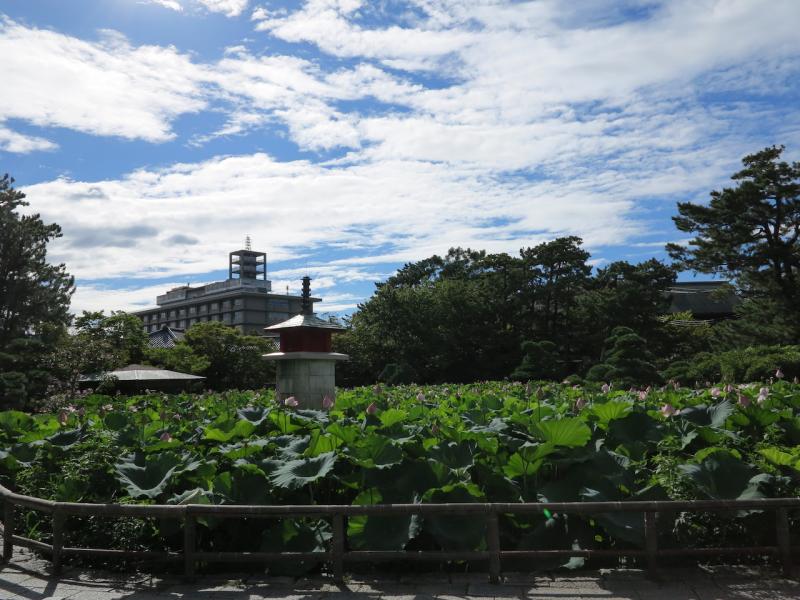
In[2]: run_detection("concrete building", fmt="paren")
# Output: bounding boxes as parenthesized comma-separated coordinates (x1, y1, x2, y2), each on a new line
(133, 243, 318, 336)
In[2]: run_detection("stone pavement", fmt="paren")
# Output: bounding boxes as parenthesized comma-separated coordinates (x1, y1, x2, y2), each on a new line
(0, 548, 797, 600)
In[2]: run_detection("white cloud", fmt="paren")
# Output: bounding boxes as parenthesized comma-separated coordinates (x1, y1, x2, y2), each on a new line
(144, 0, 183, 11)
(197, 0, 249, 17)
(0, 123, 57, 153)
(0, 18, 206, 142)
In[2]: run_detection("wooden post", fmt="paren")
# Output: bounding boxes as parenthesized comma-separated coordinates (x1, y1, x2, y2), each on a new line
(52, 511, 65, 575)
(776, 508, 792, 577)
(487, 511, 501, 584)
(332, 513, 345, 582)
(184, 512, 196, 580)
(644, 511, 658, 579)
(3, 500, 14, 561)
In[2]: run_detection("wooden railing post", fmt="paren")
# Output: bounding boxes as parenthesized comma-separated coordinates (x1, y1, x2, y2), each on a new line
(776, 507, 792, 577)
(52, 511, 65, 575)
(3, 500, 14, 561)
(487, 511, 501, 583)
(644, 511, 658, 578)
(332, 513, 345, 582)
(184, 510, 196, 580)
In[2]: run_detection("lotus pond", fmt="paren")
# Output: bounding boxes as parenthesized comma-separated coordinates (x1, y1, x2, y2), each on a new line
(1, 381, 799, 571)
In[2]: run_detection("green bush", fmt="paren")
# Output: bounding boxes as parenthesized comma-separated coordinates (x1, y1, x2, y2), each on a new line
(663, 345, 800, 384)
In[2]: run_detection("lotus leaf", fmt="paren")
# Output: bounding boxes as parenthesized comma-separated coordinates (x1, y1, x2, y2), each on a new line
(270, 452, 337, 490)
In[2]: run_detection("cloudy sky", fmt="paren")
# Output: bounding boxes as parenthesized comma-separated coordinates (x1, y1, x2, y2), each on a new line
(3, 0, 799, 315)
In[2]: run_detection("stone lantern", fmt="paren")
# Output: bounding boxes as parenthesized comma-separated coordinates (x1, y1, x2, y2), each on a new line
(263, 277, 348, 408)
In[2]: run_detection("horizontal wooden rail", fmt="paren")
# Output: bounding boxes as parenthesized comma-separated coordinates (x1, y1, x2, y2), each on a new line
(0, 482, 796, 581)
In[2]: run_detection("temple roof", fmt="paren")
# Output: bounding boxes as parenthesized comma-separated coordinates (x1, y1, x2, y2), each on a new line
(264, 313, 346, 331)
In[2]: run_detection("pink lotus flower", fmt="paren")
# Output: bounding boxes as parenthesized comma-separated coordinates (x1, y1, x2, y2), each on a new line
(710, 387, 722, 398)
(284, 396, 299, 408)
(366, 401, 377, 415)
(776, 368, 784, 380)
(574, 398, 587, 411)
(660, 403, 678, 417)
(725, 384, 734, 394)
(738, 394, 751, 408)
(601, 383, 611, 394)
(159, 432, 172, 442)
(638, 390, 648, 401)
(102, 404, 113, 412)
(322, 394, 334, 409)
(416, 392, 426, 402)
(757, 387, 769, 405)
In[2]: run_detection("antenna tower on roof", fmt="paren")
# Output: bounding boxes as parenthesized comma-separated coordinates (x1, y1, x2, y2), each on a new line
(245, 235, 252, 251)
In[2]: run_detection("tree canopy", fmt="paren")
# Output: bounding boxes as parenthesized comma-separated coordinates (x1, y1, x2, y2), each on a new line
(0, 175, 74, 408)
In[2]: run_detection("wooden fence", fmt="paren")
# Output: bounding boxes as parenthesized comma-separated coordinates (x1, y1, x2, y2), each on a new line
(0, 482, 796, 581)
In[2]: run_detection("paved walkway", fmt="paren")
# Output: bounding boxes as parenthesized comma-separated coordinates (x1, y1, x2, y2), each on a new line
(0, 548, 797, 600)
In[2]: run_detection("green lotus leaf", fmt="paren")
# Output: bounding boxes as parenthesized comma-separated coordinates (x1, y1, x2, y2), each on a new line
(535, 418, 591, 447)
(591, 400, 633, 427)
(203, 418, 256, 442)
(115, 452, 185, 499)
(270, 452, 337, 490)
(325, 422, 360, 445)
(348, 435, 404, 469)
(378, 408, 408, 428)
(426, 440, 476, 471)
(236, 406, 270, 425)
(759, 447, 798, 468)
(679, 453, 764, 500)
(503, 442, 555, 478)
(306, 430, 342, 457)
(348, 488, 421, 550)
(0, 411, 34, 437)
(46, 428, 84, 448)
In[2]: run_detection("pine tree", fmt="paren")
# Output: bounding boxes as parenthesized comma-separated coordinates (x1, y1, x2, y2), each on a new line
(0, 175, 74, 408)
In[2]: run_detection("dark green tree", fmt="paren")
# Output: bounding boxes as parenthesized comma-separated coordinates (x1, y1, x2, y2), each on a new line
(74, 311, 147, 368)
(147, 321, 274, 390)
(510, 340, 560, 381)
(668, 145, 800, 341)
(585, 326, 661, 387)
(0, 175, 74, 408)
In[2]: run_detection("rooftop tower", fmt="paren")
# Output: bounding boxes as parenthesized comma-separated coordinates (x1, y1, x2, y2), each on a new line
(229, 236, 267, 281)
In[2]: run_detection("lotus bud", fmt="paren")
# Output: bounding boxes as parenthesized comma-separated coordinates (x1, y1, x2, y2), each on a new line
(284, 396, 299, 408)
(574, 397, 586, 411)
(431, 423, 439, 435)
(373, 384, 382, 395)
(366, 401, 377, 415)
(710, 387, 721, 398)
(638, 390, 648, 401)
(416, 392, 426, 402)
(601, 383, 611, 394)
(322, 394, 334, 409)
(725, 384, 734, 394)
(525, 381, 533, 396)
(757, 387, 769, 404)
(660, 403, 677, 417)
(737, 394, 750, 408)
(58, 410, 69, 426)
(776, 368, 784, 380)
(536, 387, 545, 400)
(160, 432, 172, 442)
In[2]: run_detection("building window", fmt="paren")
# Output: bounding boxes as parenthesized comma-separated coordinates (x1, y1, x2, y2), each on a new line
(161, 311, 167, 319)
(234, 298, 243, 308)
(189, 306, 196, 315)
(179, 308, 186, 317)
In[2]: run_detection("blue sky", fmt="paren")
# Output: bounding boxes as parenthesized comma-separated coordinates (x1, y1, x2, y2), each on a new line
(2, 0, 800, 316)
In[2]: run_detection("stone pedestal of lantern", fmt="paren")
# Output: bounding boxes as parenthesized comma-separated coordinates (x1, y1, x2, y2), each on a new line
(263, 277, 348, 409)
